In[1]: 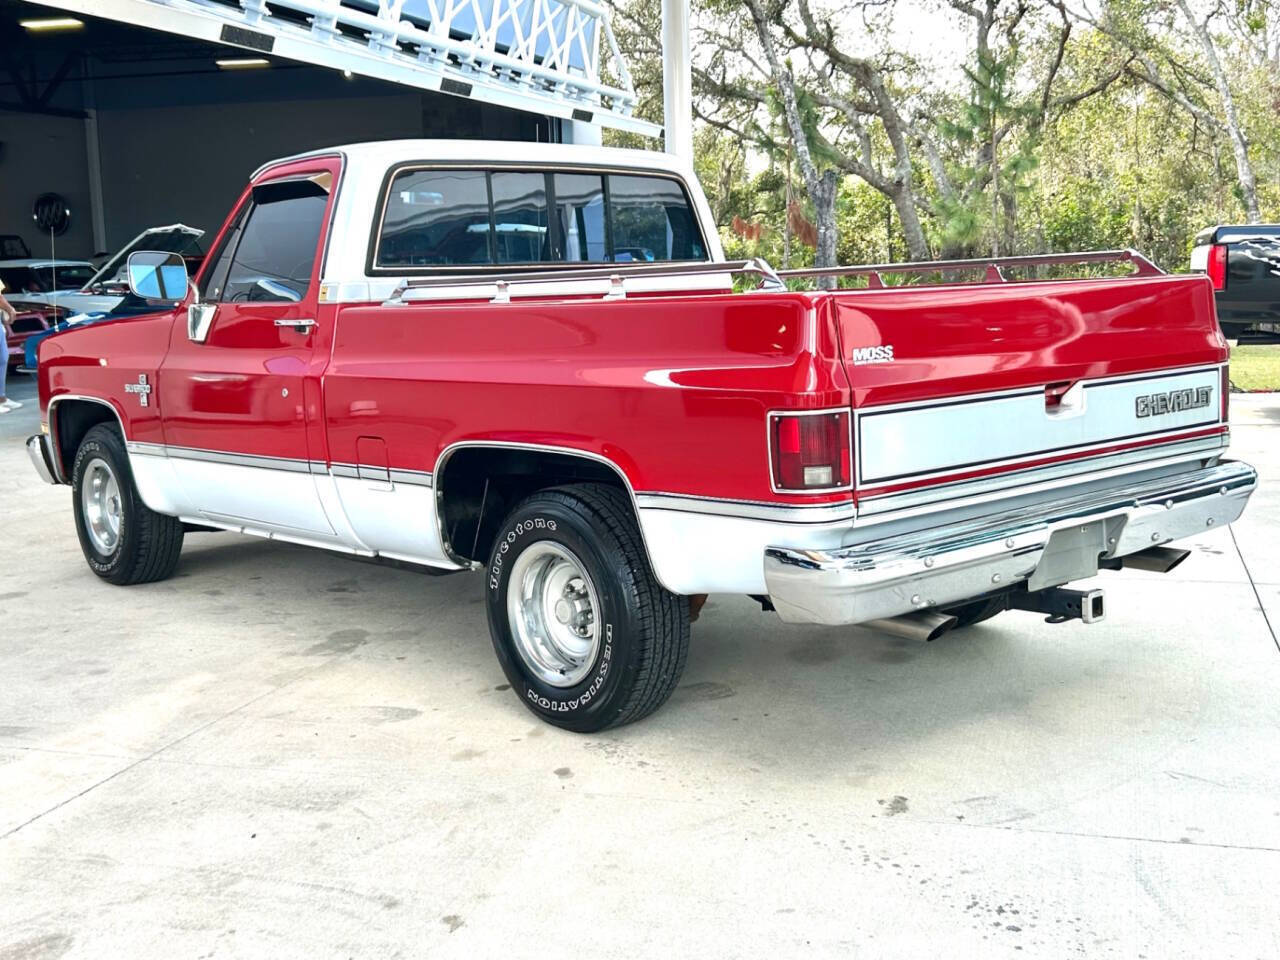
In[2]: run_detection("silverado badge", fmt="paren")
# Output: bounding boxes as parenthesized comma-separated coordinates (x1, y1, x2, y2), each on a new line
(1135, 386, 1211, 418)
(124, 373, 152, 408)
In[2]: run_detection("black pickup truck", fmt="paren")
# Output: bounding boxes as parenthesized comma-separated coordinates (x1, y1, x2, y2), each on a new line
(1191, 224, 1280, 341)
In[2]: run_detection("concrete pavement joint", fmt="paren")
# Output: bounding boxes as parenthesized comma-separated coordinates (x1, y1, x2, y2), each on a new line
(1, 673, 318, 842)
(918, 815, 1280, 854)
(1230, 525, 1279, 652)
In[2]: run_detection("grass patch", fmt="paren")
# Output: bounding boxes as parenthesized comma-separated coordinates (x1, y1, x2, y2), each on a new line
(1229, 344, 1280, 392)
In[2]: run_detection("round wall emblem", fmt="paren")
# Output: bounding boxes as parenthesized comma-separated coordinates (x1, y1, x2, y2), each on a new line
(32, 192, 72, 236)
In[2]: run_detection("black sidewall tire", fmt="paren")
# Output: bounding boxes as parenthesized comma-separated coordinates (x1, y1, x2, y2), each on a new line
(485, 496, 643, 733)
(71, 425, 145, 582)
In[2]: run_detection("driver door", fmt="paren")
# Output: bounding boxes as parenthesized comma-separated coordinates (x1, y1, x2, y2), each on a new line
(157, 160, 338, 536)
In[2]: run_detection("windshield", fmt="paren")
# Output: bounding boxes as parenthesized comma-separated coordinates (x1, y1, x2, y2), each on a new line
(0, 265, 95, 292)
(86, 225, 205, 292)
(53, 265, 95, 289)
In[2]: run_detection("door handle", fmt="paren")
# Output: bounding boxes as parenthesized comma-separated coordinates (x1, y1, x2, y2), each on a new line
(274, 317, 317, 333)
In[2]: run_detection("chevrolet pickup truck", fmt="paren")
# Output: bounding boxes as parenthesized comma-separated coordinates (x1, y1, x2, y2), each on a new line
(27, 140, 1258, 731)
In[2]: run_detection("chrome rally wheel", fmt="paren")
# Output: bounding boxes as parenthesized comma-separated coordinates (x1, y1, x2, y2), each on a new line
(506, 542, 602, 687)
(80, 456, 123, 554)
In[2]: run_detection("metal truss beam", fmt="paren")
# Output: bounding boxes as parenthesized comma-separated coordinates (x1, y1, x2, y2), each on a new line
(27, 0, 661, 137)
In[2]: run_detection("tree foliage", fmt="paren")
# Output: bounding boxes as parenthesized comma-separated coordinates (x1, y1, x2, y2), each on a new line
(606, 0, 1280, 269)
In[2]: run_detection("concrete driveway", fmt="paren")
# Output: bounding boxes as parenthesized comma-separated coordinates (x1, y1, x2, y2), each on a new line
(2, 370, 1277, 959)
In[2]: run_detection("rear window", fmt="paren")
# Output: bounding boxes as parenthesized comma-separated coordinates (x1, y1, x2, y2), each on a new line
(54, 265, 94, 288)
(553, 173, 608, 263)
(491, 172, 552, 264)
(373, 166, 707, 272)
(379, 170, 491, 268)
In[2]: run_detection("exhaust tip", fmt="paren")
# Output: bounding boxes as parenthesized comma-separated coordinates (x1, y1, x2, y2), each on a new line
(921, 613, 959, 642)
(863, 611, 959, 643)
(1122, 546, 1191, 574)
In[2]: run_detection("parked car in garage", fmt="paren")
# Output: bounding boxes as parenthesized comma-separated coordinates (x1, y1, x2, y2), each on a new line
(0, 235, 31, 259)
(0, 259, 96, 306)
(45, 224, 204, 318)
(1190, 224, 1280, 341)
(26, 140, 1257, 731)
(5, 300, 68, 369)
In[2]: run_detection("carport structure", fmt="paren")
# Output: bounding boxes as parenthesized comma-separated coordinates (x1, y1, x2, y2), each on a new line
(0, 0, 690, 262)
(19, 0, 659, 137)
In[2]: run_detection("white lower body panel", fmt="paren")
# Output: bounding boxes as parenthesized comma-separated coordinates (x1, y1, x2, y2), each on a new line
(124, 444, 461, 570)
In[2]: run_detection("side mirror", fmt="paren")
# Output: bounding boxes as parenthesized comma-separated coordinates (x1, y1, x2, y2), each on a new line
(127, 251, 189, 301)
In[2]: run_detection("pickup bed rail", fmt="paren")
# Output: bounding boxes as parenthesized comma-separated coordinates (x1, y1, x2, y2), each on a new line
(386, 249, 1165, 304)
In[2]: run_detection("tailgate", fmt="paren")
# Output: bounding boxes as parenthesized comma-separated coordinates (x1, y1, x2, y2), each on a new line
(829, 274, 1228, 499)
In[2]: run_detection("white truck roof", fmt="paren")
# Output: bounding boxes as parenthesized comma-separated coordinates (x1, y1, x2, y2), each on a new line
(254, 139, 698, 182)
(258, 140, 725, 302)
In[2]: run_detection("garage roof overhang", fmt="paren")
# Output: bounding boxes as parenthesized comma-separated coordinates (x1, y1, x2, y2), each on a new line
(24, 0, 661, 137)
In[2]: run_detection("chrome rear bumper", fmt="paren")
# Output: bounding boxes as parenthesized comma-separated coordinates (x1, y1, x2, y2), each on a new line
(764, 460, 1258, 626)
(27, 433, 60, 485)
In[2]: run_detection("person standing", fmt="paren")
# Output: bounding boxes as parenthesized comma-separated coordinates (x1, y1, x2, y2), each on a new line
(0, 277, 22, 413)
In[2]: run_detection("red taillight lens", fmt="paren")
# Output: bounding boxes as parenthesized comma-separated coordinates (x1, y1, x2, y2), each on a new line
(1207, 244, 1228, 291)
(770, 411, 851, 491)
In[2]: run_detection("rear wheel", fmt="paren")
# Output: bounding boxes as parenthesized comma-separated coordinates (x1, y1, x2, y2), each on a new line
(72, 423, 184, 585)
(485, 484, 689, 732)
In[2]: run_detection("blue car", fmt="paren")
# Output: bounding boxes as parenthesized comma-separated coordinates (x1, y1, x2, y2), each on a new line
(21, 294, 180, 372)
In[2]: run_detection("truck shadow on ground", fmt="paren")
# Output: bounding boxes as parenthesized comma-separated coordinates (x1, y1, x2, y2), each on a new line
(148, 532, 1186, 788)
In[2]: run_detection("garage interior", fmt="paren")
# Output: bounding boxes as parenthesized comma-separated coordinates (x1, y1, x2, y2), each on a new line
(0, 0, 561, 262)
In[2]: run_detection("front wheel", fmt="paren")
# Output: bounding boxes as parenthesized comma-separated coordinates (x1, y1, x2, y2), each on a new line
(485, 484, 690, 732)
(72, 423, 184, 585)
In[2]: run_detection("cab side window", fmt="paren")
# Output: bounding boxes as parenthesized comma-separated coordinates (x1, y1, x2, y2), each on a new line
(608, 175, 704, 263)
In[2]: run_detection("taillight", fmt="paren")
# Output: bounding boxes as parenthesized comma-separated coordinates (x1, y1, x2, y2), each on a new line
(1222, 365, 1230, 422)
(1207, 244, 1227, 291)
(769, 411, 851, 491)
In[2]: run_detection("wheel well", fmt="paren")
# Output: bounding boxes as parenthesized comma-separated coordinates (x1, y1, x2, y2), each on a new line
(437, 447, 631, 564)
(53, 400, 120, 478)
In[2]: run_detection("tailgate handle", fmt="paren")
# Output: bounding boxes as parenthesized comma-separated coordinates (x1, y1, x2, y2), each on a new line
(1044, 380, 1086, 419)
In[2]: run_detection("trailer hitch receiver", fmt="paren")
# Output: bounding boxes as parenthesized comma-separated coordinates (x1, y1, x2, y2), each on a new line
(1010, 586, 1106, 624)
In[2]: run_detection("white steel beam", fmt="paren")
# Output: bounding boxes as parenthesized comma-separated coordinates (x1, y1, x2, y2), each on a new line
(28, 0, 661, 138)
(661, 0, 691, 159)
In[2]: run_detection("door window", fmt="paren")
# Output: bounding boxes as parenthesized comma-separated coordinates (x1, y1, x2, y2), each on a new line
(208, 179, 329, 303)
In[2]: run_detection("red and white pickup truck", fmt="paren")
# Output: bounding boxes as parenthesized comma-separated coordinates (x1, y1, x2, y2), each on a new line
(27, 140, 1257, 731)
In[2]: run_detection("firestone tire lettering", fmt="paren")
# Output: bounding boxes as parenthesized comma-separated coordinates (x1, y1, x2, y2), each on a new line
(489, 516, 558, 591)
(484, 485, 689, 733)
